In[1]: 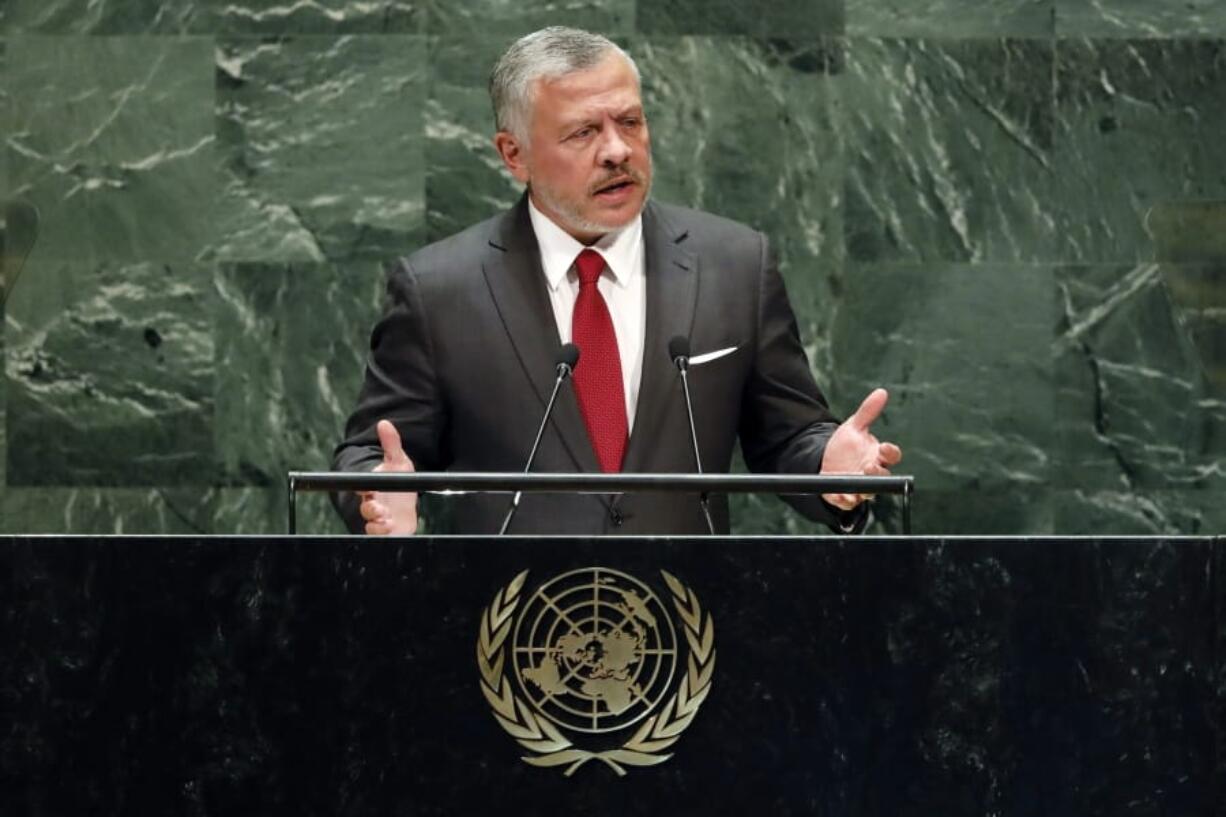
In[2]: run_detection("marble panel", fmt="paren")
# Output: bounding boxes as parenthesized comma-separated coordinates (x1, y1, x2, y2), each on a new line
(879, 488, 1053, 535)
(3, 202, 43, 309)
(1055, 489, 1226, 534)
(1, 487, 217, 533)
(0, 0, 421, 34)
(1056, 0, 1226, 37)
(425, 0, 633, 37)
(5, 260, 216, 486)
(848, 0, 1054, 38)
(1053, 263, 1226, 491)
(214, 486, 347, 535)
(1163, 262, 1226, 396)
(831, 263, 1054, 499)
(205, 0, 422, 34)
(1, 302, 5, 498)
(212, 260, 383, 489)
(424, 35, 527, 243)
(1146, 201, 1226, 264)
(3, 185, 59, 521)
(636, 0, 843, 36)
(5, 36, 217, 265)
(0, 0, 200, 33)
(728, 495, 827, 537)
(733, 488, 1054, 536)
(844, 38, 1056, 265)
(2, 41, 8, 494)
(213, 35, 425, 265)
(1051, 39, 1226, 263)
(0, 37, 7, 198)
(636, 37, 846, 364)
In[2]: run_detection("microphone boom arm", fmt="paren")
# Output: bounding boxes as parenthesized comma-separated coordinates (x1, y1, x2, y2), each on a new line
(670, 337, 717, 535)
(499, 347, 578, 535)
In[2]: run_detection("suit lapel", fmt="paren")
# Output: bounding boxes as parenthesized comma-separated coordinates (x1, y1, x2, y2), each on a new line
(622, 202, 698, 472)
(482, 197, 601, 473)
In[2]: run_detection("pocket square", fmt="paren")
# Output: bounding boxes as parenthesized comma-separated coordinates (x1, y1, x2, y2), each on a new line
(690, 346, 738, 365)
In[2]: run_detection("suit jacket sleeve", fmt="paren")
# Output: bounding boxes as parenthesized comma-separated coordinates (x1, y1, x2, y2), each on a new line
(738, 233, 867, 532)
(331, 259, 450, 532)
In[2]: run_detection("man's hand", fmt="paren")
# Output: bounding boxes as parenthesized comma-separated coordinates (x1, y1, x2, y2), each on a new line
(820, 388, 903, 511)
(358, 420, 418, 535)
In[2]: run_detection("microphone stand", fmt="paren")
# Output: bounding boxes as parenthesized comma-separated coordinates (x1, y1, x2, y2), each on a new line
(499, 349, 578, 535)
(671, 342, 717, 536)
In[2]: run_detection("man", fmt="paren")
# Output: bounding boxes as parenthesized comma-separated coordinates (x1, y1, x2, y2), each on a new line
(333, 27, 901, 535)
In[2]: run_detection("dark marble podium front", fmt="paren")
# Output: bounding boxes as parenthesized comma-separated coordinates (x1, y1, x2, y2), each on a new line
(4, 535, 1223, 816)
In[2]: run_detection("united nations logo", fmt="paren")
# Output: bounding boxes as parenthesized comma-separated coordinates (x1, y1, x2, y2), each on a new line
(477, 567, 716, 776)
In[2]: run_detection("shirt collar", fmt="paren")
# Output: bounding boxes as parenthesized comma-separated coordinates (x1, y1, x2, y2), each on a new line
(528, 195, 643, 292)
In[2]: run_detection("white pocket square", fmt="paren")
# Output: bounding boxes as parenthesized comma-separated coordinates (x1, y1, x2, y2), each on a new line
(689, 346, 738, 365)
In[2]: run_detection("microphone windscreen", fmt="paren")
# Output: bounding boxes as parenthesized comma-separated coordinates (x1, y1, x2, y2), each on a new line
(668, 335, 690, 362)
(557, 343, 580, 369)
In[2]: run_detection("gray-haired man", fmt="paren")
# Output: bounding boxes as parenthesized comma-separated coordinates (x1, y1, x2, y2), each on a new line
(333, 27, 901, 535)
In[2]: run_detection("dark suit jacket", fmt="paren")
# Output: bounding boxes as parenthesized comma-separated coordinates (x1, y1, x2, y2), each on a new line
(333, 196, 859, 535)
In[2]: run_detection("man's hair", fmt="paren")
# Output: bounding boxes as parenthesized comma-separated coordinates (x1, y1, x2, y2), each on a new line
(489, 27, 640, 142)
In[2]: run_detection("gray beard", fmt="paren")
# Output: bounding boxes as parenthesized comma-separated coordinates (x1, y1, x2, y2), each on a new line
(528, 155, 653, 239)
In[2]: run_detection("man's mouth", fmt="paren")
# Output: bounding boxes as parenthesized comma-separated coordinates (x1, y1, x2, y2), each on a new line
(593, 177, 636, 196)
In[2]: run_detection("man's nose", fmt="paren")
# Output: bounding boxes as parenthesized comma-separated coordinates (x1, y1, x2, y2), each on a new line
(596, 126, 632, 167)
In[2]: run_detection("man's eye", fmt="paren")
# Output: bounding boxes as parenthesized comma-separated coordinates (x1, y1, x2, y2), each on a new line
(622, 118, 640, 128)
(571, 127, 594, 139)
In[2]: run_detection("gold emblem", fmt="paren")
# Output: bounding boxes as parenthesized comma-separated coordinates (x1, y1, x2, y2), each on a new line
(477, 567, 716, 776)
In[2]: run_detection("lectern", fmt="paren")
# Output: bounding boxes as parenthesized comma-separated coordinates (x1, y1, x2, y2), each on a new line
(5, 473, 1218, 815)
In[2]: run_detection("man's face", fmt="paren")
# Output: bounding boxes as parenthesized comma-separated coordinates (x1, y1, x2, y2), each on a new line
(496, 54, 652, 243)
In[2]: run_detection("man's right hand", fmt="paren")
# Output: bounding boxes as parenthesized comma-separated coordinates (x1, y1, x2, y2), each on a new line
(358, 419, 418, 535)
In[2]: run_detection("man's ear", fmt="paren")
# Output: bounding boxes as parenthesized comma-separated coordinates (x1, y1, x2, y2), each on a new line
(493, 131, 530, 184)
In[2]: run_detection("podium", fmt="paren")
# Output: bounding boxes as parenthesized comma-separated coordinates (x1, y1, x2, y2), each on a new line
(4, 476, 1219, 814)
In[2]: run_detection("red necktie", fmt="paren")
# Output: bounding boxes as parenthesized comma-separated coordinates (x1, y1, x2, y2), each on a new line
(571, 249, 628, 473)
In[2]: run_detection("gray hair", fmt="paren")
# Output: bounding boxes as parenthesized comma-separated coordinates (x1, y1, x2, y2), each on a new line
(489, 27, 640, 142)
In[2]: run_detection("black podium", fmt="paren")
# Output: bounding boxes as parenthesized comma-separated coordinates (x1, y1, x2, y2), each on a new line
(5, 530, 1221, 816)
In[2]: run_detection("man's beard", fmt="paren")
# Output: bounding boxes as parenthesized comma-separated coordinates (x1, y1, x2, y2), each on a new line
(530, 156, 653, 238)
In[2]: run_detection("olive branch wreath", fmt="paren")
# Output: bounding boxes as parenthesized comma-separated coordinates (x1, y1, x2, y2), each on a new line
(476, 569, 716, 777)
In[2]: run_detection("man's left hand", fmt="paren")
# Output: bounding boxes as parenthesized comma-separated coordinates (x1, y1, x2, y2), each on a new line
(820, 388, 903, 511)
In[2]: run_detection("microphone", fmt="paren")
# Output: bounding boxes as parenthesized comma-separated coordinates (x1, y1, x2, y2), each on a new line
(668, 336, 689, 371)
(554, 343, 580, 378)
(668, 336, 716, 535)
(499, 343, 580, 534)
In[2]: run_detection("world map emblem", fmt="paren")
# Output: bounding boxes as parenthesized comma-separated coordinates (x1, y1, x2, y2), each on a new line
(477, 567, 716, 776)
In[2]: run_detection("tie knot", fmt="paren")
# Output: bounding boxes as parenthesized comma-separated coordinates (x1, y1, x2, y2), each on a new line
(574, 249, 606, 287)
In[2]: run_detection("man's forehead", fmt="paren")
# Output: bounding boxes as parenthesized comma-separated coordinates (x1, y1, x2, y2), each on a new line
(534, 56, 641, 109)
(535, 90, 642, 132)
(552, 97, 643, 124)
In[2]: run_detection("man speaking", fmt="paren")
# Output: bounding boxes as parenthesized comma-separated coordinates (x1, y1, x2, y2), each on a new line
(332, 27, 901, 535)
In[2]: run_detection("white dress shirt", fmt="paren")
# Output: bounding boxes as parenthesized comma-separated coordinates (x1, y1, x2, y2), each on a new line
(527, 196, 646, 429)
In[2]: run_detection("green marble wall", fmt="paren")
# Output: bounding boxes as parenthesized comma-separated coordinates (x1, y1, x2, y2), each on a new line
(2, 1, 1224, 535)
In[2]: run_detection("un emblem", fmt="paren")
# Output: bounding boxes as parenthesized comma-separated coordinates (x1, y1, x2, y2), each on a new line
(477, 567, 716, 776)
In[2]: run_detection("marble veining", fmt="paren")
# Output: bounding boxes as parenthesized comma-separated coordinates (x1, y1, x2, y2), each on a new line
(212, 35, 425, 265)
(1051, 38, 1226, 263)
(1056, 0, 1226, 37)
(843, 38, 1057, 264)
(849, 0, 1054, 38)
